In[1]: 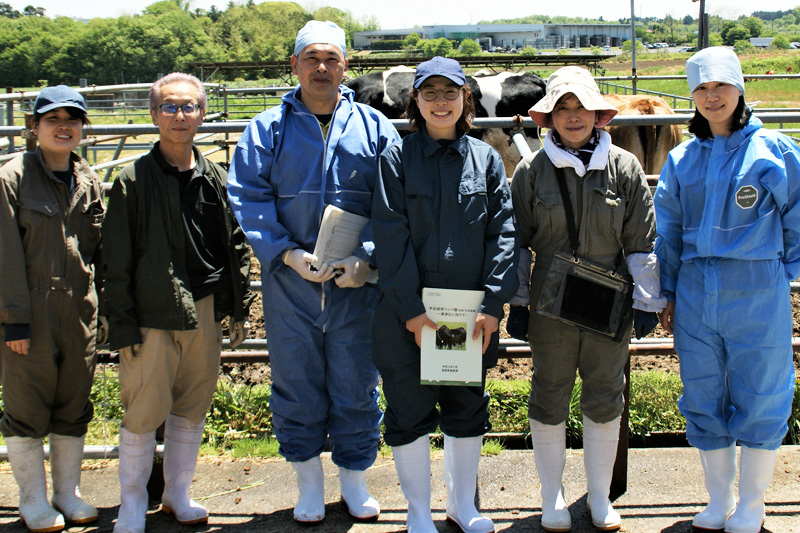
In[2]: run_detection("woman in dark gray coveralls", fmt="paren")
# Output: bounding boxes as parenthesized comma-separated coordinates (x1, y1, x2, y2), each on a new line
(371, 57, 518, 533)
(0, 86, 104, 532)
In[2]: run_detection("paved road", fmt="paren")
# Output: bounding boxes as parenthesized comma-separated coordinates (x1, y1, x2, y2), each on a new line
(0, 446, 798, 532)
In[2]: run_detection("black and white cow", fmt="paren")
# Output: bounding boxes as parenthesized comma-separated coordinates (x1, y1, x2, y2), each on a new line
(345, 66, 546, 176)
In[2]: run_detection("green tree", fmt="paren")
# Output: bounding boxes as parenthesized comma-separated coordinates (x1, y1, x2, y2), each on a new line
(22, 5, 45, 17)
(733, 39, 755, 54)
(422, 37, 453, 58)
(771, 34, 791, 49)
(723, 25, 750, 46)
(403, 32, 421, 48)
(458, 38, 482, 56)
(708, 33, 723, 47)
(0, 2, 20, 17)
(742, 16, 764, 37)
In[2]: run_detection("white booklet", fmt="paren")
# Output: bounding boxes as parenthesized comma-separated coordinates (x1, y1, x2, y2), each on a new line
(311, 205, 369, 271)
(420, 287, 485, 387)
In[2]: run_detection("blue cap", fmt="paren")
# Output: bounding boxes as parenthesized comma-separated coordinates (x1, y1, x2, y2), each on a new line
(413, 57, 466, 88)
(294, 20, 347, 58)
(686, 47, 745, 97)
(33, 85, 87, 115)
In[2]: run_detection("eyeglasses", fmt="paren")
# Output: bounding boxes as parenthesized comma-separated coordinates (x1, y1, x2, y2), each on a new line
(157, 102, 202, 115)
(418, 87, 462, 102)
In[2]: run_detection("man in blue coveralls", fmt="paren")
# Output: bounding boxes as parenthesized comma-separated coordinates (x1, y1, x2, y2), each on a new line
(227, 20, 400, 524)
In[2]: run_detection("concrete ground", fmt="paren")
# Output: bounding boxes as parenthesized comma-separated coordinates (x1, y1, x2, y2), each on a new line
(0, 446, 797, 532)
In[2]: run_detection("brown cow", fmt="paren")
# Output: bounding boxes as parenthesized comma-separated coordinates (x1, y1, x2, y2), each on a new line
(603, 94, 682, 175)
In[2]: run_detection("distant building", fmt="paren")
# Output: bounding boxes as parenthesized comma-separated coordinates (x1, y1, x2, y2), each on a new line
(750, 37, 774, 48)
(353, 23, 632, 50)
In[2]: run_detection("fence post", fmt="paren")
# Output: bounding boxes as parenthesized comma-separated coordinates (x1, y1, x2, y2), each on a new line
(5, 87, 14, 153)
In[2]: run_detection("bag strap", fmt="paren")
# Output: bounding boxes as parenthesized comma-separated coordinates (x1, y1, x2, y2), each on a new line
(554, 166, 580, 258)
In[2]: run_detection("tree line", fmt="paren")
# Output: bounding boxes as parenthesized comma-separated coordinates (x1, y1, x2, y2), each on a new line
(0, 0, 379, 87)
(1, 1, 799, 88)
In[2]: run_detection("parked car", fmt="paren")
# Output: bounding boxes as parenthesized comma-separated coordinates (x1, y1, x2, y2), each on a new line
(678, 46, 696, 53)
(572, 47, 580, 52)
(601, 45, 611, 51)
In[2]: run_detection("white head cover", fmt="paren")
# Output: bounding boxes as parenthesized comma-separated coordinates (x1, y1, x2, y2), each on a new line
(686, 47, 745, 96)
(294, 20, 347, 58)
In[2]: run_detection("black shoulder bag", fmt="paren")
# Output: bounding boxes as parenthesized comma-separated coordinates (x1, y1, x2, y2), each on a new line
(535, 166, 633, 342)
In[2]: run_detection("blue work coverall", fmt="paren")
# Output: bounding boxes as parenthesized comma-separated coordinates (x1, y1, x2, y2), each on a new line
(371, 129, 519, 447)
(655, 115, 800, 451)
(227, 86, 399, 469)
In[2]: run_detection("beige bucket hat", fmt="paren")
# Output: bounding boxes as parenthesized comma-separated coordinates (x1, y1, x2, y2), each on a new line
(529, 66, 618, 129)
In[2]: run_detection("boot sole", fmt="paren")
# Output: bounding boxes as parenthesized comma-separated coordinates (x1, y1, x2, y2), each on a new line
(293, 516, 325, 526)
(542, 524, 572, 532)
(51, 504, 98, 525)
(340, 499, 379, 522)
(160, 504, 209, 525)
(446, 513, 496, 533)
(20, 518, 64, 533)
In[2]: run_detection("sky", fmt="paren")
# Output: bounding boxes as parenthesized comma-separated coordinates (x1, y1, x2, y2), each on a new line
(9, 0, 800, 29)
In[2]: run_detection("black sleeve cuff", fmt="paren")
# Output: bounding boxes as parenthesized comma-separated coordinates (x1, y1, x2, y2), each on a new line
(4, 323, 31, 342)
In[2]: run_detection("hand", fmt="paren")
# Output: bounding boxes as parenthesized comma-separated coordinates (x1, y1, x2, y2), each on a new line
(96, 316, 109, 346)
(229, 320, 249, 349)
(6, 339, 29, 355)
(119, 343, 142, 359)
(284, 249, 336, 283)
(406, 313, 438, 348)
(474, 313, 499, 354)
(659, 301, 675, 334)
(506, 305, 530, 342)
(331, 255, 371, 288)
(633, 309, 659, 339)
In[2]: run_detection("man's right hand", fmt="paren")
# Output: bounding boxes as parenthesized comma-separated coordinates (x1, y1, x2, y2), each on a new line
(284, 249, 336, 283)
(119, 343, 142, 359)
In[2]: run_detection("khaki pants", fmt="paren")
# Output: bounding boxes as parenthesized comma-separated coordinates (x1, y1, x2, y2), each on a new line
(119, 296, 222, 435)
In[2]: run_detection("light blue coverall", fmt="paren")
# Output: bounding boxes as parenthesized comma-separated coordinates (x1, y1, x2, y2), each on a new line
(655, 115, 800, 451)
(227, 86, 399, 469)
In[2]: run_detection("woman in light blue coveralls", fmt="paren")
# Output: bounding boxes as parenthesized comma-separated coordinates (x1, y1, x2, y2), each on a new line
(655, 47, 800, 533)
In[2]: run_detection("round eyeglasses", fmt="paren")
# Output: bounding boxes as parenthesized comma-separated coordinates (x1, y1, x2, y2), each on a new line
(157, 103, 202, 115)
(418, 87, 463, 102)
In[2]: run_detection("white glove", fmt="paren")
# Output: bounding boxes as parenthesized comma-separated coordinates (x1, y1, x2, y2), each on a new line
(118, 343, 142, 359)
(283, 249, 336, 283)
(625, 252, 668, 312)
(96, 316, 109, 346)
(229, 320, 248, 349)
(331, 255, 371, 288)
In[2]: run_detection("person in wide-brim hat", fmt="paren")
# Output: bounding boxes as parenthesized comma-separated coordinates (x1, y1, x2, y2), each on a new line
(509, 65, 665, 532)
(528, 66, 618, 129)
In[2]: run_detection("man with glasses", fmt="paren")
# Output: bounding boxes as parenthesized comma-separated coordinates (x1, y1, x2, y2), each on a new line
(227, 21, 399, 525)
(103, 72, 253, 533)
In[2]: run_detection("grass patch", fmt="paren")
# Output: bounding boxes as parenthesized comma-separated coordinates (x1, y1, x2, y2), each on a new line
(481, 438, 505, 456)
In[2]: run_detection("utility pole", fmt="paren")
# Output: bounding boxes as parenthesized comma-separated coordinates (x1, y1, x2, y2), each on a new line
(693, 0, 708, 50)
(631, 0, 637, 94)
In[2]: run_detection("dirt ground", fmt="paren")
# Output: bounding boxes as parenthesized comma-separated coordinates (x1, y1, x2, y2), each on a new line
(225, 255, 800, 385)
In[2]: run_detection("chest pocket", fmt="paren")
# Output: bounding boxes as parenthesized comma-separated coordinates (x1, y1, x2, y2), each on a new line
(18, 196, 59, 234)
(458, 173, 488, 229)
(590, 187, 625, 237)
(532, 192, 563, 237)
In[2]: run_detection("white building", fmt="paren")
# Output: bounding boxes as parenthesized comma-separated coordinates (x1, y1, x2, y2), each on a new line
(353, 23, 632, 50)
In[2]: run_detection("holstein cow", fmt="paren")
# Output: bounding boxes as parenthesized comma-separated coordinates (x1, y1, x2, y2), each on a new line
(603, 94, 682, 175)
(346, 66, 546, 177)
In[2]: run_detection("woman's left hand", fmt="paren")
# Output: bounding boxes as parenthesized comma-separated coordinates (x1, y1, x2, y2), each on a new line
(6, 339, 30, 355)
(474, 313, 499, 354)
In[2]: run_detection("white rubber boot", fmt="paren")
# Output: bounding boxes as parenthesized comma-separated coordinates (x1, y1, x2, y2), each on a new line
(49, 434, 98, 524)
(724, 446, 778, 533)
(160, 414, 208, 525)
(693, 446, 736, 530)
(291, 456, 325, 524)
(444, 435, 495, 533)
(113, 428, 155, 533)
(530, 419, 571, 532)
(5, 436, 65, 533)
(339, 467, 380, 520)
(392, 435, 437, 533)
(583, 416, 622, 531)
